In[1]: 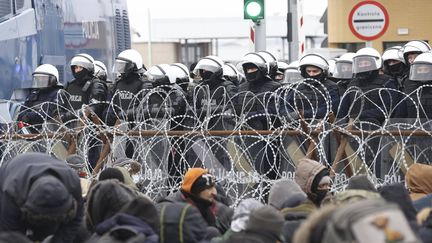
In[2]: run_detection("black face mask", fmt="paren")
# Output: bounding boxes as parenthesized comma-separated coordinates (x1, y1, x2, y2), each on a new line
(201, 71, 214, 81)
(355, 70, 379, 81)
(246, 70, 263, 83)
(304, 72, 326, 82)
(73, 68, 89, 81)
(309, 189, 328, 206)
(152, 77, 171, 87)
(388, 62, 406, 77)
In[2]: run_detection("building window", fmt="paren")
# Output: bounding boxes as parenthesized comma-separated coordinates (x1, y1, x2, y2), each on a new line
(180, 42, 209, 67)
(0, 0, 12, 20)
(382, 41, 411, 51)
(338, 43, 365, 53)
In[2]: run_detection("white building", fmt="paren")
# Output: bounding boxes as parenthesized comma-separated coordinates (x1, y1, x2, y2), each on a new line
(132, 15, 325, 68)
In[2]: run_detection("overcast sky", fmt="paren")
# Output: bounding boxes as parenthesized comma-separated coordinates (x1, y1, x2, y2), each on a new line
(127, 0, 327, 40)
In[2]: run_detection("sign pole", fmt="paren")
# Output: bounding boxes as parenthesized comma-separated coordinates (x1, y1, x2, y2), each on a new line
(254, 19, 266, 52)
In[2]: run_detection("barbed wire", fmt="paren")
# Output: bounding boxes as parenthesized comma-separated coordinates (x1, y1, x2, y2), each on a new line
(2, 82, 432, 200)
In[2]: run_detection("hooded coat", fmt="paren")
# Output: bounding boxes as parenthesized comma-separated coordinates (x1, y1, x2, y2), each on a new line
(295, 158, 330, 206)
(85, 179, 138, 232)
(268, 179, 307, 210)
(379, 183, 419, 233)
(87, 196, 159, 243)
(292, 204, 338, 243)
(0, 153, 83, 243)
(157, 202, 208, 243)
(406, 163, 432, 201)
(267, 179, 316, 243)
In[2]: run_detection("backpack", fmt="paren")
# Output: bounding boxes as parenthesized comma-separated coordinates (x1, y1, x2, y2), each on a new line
(322, 199, 421, 243)
(95, 226, 147, 243)
(158, 202, 207, 243)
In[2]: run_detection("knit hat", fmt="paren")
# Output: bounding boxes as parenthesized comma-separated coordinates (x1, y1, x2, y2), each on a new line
(346, 174, 377, 192)
(246, 206, 285, 241)
(99, 167, 125, 183)
(66, 154, 86, 170)
(181, 168, 214, 194)
(23, 175, 74, 216)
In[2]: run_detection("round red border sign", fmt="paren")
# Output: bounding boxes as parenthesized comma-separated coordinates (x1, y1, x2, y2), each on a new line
(348, 1, 389, 41)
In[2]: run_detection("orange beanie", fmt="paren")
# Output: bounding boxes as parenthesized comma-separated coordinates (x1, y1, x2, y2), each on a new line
(181, 168, 208, 194)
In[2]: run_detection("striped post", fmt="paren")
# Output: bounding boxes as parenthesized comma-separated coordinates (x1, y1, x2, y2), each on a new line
(297, 0, 305, 57)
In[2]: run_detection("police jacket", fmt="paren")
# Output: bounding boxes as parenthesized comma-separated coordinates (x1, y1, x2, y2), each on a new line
(64, 75, 107, 121)
(189, 77, 237, 120)
(18, 87, 67, 126)
(0, 153, 83, 243)
(401, 79, 432, 118)
(237, 76, 281, 115)
(282, 78, 340, 119)
(142, 83, 187, 119)
(337, 72, 397, 124)
(106, 73, 152, 125)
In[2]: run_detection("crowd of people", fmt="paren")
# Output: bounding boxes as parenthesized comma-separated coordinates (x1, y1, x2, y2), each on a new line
(3, 40, 432, 242)
(0, 153, 431, 243)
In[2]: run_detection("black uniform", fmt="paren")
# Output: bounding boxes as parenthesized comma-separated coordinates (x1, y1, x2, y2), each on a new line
(282, 78, 340, 120)
(237, 74, 282, 179)
(18, 86, 67, 131)
(64, 74, 108, 168)
(401, 79, 432, 118)
(63, 75, 107, 120)
(106, 72, 152, 125)
(186, 74, 237, 172)
(0, 153, 83, 242)
(338, 72, 397, 125)
(337, 71, 397, 178)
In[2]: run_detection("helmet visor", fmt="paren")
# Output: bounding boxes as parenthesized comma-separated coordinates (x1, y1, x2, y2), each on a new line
(115, 59, 133, 74)
(192, 64, 220, 76)
(409, 63, 432, 81)
(283, 70, 303, 83)
(333, 61, 353, 79)
(353, 56, 379, 74)
(32, 74, 55, 88)
(146, 72, 166, 83)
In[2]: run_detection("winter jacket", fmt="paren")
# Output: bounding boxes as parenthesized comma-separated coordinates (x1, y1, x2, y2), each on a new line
(162, 190, 232, 233)
(268, 179, 307, 210)
(0, 153, 83, 243)
(406, 163, 432, 201)
(157, 202, 208, 243)
(337, 73, 397, 124)
(85, 180, 138, 232)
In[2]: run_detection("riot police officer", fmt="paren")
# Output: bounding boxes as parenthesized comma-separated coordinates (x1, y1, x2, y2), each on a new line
(18, 64, 66, 132)
(63, 53, 107, 120)
(144, 64, 188, 192)
(402, 40, 431, 66)
(187, 55, 237, 172)
(382, 46, 408, 91)
(403, 52, 432, 118)
(106, 49, 151, 159)
(191, 55, 237, 129)
(281, 53, 339, 121)
(223, 62, 243, 86)
(282, 60, 303, 84)
(107, 49, 152, 125)
(274, 61, 290, 82)
(337, 47, 397, 125)
(237, 52, 282, 179)
(171, 63, 191, 93)
(94, 60, 113, 90)
(337, 48, 398, 178)
(64, 53, 108, 169)
(334, 52, 355, 95)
